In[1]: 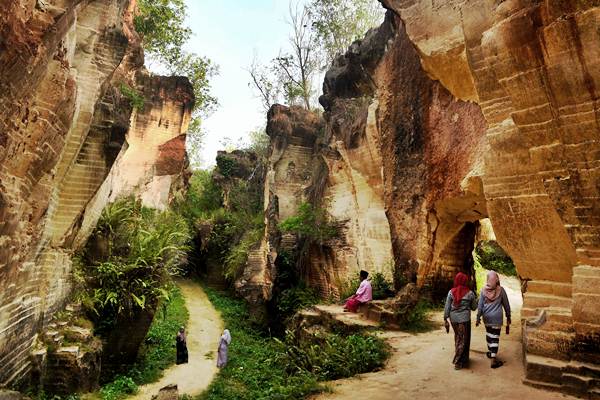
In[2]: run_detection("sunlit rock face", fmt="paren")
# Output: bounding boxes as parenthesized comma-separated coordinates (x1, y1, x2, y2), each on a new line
(382, 0, 600, 395)
(321, 12, 488, 297)
(0, 0, 192, 387)
(235, 105, 323, 322)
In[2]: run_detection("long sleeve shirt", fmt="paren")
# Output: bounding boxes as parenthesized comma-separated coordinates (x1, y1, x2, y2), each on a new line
(444, 290, 477, 323)
(355, 279, 372, 303)
(476, 287, 511, 327)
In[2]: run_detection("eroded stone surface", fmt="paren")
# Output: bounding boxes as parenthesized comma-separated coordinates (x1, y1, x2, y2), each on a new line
(381, 0, 600, 395)
(0, 0, 191, 388)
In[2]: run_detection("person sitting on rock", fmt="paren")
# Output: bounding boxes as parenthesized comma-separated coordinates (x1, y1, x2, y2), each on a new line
(176, 326, 188, 365)
(344, 270, 372, 313)
(476, 270, 511, 369)
(444, 272, 477, 370)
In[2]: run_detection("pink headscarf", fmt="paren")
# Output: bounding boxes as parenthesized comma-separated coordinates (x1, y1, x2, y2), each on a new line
(483, 270, 502, 303)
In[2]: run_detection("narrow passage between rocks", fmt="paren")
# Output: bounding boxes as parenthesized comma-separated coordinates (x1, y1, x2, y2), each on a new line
(313, 275, 576, 400)
(131, 280, 223, 400)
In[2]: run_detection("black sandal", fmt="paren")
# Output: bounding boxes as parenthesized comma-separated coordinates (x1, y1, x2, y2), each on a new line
(491, 360, 504, 369)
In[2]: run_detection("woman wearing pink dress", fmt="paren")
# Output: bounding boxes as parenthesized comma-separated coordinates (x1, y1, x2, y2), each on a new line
(344, 270, 372, 312)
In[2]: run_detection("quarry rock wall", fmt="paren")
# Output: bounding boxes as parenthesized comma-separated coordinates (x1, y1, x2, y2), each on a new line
(0, 0, 192, 387)
(382, 0, 600, 395)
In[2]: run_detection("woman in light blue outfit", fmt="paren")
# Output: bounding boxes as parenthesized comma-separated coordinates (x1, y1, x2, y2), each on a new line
(216, 329, 231, 368)
(476, 270, 511, 368)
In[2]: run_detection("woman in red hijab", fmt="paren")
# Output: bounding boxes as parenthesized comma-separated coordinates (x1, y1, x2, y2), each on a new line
(443, 272, 477, 370)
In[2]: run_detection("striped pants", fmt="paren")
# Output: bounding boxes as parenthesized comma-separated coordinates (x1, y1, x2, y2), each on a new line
(485, 326, 501, 358)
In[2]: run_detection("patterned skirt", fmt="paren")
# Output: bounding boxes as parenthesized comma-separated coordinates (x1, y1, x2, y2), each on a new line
(451, 321, 471, 367)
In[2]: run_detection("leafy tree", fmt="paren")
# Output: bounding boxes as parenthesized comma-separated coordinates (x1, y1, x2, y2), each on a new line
(134, 0, 218, 168)
(277, 2, 319, 110)
(246, 127, 270, 159)
(134, 0, 190, 64)
(248, 0, 383, 112)
(308, 0, 384, 64)
(248, 56, 283, 113)
(248, 2, 319, 111)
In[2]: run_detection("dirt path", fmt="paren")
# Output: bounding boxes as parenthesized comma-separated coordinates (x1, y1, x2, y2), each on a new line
(314, 275, 575, 400)
(131, 280, 223, 400)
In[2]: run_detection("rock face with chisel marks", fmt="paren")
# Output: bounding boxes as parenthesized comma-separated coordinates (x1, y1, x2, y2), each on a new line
(380, 0, 600, 396)
(0, 0, 192, 388)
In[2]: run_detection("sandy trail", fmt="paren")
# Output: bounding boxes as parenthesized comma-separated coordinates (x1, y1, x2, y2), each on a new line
(314, 275, 575, 400)
(131, 280, 223, 400)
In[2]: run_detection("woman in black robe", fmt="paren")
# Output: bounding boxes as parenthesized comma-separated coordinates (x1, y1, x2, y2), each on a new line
(176, 326, 188, 364)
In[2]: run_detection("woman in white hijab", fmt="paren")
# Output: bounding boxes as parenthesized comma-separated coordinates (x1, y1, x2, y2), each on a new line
(216, 329, 231, 368)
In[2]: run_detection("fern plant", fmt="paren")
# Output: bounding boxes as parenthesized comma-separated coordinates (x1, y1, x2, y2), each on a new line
(75, 198, 191, 324)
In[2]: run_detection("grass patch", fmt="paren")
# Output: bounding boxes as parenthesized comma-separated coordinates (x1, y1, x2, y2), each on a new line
(98, 284, 189, 399)
(99, 376, 138, 400)
(198, 286, 389, 400)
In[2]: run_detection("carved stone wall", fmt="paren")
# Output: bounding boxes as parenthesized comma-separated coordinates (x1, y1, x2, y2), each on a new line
(382, 0, 600, 395)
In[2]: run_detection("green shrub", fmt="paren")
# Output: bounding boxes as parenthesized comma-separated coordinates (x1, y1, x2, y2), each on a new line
(75, 198, 191, 328)
(370, 272, 394, 300)
(176, 170, 223, 222)
(100, 376, 138, 400)
(276, 284, 320, 319)
(279, 202, 337, 243)
(277, 330, 388, 381)
(398, 299, 436, 333)
(473, 240, 516, 277)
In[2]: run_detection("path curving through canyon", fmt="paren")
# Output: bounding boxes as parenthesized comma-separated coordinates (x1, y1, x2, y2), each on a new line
(131, 280, 223, 400)
(314, 275, 576, 400)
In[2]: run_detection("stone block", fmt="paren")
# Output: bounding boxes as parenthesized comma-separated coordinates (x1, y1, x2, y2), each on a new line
(152, 384, 178, 400)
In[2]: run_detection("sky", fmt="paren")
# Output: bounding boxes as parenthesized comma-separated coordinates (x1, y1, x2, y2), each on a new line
(183, 0, 307, 168)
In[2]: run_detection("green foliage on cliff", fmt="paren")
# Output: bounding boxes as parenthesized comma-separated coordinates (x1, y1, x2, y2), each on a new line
(119, 83, 145, 110)
(279, 202, 337, 243)
(75, 198, 191, 323)
(179, 169, 264, 282)
(178, 169, 223, 221)
(198, 286, 389, 400)
(215, 155, 237, 177)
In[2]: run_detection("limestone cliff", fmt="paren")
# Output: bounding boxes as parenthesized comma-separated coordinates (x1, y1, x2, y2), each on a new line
(0, 0, 192, 388)
(380, 0, 600, 395)
(237, 1, 600, 396)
